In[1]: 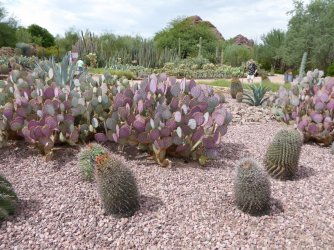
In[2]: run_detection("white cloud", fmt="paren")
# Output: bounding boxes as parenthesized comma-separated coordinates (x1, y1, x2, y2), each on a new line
(2, 0, 310, 40)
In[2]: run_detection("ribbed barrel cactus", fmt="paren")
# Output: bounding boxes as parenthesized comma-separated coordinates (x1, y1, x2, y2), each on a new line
(234, 158, 271, 215)
(264, 129, 303, 180)
(94, 153, 140, 218)
(0, 174, 18, 220)
(78, 143, 109, 181)
(230, 77, 243, 99)
(236, 92, 243, 103)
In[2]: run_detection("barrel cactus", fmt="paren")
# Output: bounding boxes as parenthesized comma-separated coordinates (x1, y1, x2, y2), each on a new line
(94, 153, 140, 217)
(0, 174, 18, 220)
(234, 158, 271, 215)
(230, 77, 243, 99)
(264, 129, 303, 180)
(236, 92, 243, 103)
(78, 143, 109, 181)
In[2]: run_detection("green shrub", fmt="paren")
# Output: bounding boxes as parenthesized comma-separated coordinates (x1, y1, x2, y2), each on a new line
(326, 62, 334, 76)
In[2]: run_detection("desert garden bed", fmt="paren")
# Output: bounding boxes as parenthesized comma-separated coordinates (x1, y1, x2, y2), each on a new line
(1, 95, 333, 249)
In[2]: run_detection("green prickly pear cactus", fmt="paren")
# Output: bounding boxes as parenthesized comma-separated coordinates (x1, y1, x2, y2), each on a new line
(0, 174, 18, 220)
(94, 153, 140, 218)
(264, 129, 303, 180)
(234, 158, 271, 215)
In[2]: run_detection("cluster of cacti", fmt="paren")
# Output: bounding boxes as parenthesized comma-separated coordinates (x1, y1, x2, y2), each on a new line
(264, 129, 303, 180)
(94, 152, 140, 217)
(230, 77, 243, 98)
(0, 55, 232, 166)
(0, 174, 18, 220)
(271, 70, 334, 146)
(294, 76, 334, 145)
(233, 158, 271, 215)
(159, 61, 244, 79)
(78, 143, 109, 181)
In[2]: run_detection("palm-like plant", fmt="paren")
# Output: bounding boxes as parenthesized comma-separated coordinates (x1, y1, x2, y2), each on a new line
(243, 84, 270, 106)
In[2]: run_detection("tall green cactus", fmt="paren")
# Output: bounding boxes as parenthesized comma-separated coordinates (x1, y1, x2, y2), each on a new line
(230, 77, 243, 98)
(78, 143, 109, 181)
(264, 129, 303, 180)
(0, 174, 18, 220)
(234, 158, 271, 215)
(298, 52, 308, 78)
(198, 37, 202, 58)
(94, 153, 140, 218)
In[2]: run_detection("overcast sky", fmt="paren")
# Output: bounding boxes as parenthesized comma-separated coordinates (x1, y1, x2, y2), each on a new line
(2, 0, 310, 41)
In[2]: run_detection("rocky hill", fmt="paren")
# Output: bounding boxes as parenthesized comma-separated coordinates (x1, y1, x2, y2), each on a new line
(187, 15, 224, 40)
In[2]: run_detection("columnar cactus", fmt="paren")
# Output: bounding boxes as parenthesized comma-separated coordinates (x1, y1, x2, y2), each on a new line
(230, 77, 243, 99)
(94, 153, 140, 218)
(0, 174, 18, 220)
(233, 158, 271, 215)
(78, 143, 109, 181)
(264, 129, 303, 180)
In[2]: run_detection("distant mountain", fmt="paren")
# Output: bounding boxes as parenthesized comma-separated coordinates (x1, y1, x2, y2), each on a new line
(186, 15, 225, 40)
(233, 34, 254, 46)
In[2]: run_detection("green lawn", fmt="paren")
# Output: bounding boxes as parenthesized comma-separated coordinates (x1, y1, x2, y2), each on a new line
(199, 79, 291, 92)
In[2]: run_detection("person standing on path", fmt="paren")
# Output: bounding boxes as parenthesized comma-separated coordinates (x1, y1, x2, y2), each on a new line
(246, 59, 257, 84)
(77, 59, 84, 73)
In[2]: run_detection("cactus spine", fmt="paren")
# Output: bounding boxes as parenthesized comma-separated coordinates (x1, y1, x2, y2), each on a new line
(230, 77, 243, 99)
(0, 174, 18, 220)
(94, 153, 140, 217)
(234, 158, 271, 215)
(78, 143, 109, 181)
(264, 129, 303, 180)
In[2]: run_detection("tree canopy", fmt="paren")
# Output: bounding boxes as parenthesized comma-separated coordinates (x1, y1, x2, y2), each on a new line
(283, 0, 334, 70)
(154, 17, 222, 61)
(0, 2, 17, 47)
(27, 24, 55, 47)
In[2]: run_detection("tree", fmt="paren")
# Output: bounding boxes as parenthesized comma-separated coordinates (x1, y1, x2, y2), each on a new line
(154, 17, 222, 61)
(56, 27, 79, 52)
(283, 0, 334, 70)
(27, 24, 55, 47)
(256, 29, 286, 70)
(223, 44, 253, 67)
(0, 2, 17, 47)
(16, 27, 32, 43)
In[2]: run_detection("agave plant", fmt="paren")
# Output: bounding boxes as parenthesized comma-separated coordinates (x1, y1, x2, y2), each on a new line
(243, 84, 270, 106)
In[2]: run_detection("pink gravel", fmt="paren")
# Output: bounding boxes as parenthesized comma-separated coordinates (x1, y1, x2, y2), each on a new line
(0, 114, 334, 248)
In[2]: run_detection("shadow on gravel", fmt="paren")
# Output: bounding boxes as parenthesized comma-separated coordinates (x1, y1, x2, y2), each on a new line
(220, 142, 249, 161)
(269, 198, 285, 215)
(139, 195, 164, 214)
(12, 199, 42, 221)
(294, 165, 316, 180)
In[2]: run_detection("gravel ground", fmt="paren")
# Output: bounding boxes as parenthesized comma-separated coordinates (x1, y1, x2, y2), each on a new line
(1, 100, 334, 249)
